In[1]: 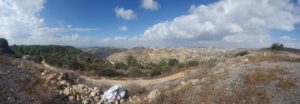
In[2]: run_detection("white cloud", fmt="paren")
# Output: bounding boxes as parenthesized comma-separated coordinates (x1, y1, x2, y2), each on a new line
(0, 0, 96, 47)
(114, 7, 136, 20)
(103, 0, 300, 48)
(141, 0, 159, 10)
(119, 25, 128, 31)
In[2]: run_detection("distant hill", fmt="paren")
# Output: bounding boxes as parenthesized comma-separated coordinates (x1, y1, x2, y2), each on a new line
(0, 38, 13, 54)
(81, 47, 126, 58)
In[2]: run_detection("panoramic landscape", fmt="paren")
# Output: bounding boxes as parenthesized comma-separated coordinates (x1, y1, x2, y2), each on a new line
(1, 0, 300, 104)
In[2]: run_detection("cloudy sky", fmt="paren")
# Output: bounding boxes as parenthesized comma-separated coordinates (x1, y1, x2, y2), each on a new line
(1, 0, 300, 48)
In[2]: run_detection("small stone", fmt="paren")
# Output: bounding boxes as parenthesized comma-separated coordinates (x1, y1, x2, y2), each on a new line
(90, 91, 96, 97)
(181, 81, 186, 85)
(189, 79, 199, 85)
(243, 100, 246, 103)
(57, 72, 64, 80)
(69, 96, 75, 101)
(59, 80, 68, 85)
(120, 99, 125, 103)
(76, 95, 81, 101)
(63, 88, 71, 96)
(46, 73, 56, 80)
(94, 96, 100, 101)
(82, 100, 89, 104)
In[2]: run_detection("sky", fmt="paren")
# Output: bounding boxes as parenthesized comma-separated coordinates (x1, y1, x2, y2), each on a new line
(0, 0, 300, 48)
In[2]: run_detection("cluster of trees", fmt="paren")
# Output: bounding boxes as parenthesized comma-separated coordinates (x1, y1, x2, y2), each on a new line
(10, 45, 194, 77)
(11, 45, 83, 69)
(0, 38, 13, 54)
(10, 45, 120, 76)
(9, 44, 200, 77)
(114, 55, 198, 77)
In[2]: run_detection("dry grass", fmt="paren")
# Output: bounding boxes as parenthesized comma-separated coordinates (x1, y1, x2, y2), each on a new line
(150, 83, 271, 104)
(276, 76, 297, 91)
(125, 83, 147, 96)
(243, 67, 296, 91)
(247, 53, 300, 63)
(243, 68, 289, 85)
(16, 77, 69, 104)
(144, 67, 296, 104)
(0, 55, 12, 65)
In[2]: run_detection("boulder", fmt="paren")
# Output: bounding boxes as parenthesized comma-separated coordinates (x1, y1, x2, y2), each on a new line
(69, 96, 75, 101)
(102, 85, 126, 102)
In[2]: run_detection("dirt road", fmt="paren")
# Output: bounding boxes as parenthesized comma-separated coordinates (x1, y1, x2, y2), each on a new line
(41, 61, 190, 86)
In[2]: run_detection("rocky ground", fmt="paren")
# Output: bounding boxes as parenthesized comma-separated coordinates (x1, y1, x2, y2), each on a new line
(0, 57, 105, 104)
(127, 51, 300, 104)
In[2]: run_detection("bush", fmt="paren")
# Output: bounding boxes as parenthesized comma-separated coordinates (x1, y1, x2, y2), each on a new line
(168, 59, 179, 66)
(270, 42, 284, 51)
(127, 55, 139, 67)
(151, 68, 162, 77)
(114, 62, 128, 69)
(127, 67, 144, 77)
(199, 59, 217, 69)
(96, 69, 122, 77)
(158, 59, 168, 70)
(187, 60, 199, 67)
(235, 51, 249, 56)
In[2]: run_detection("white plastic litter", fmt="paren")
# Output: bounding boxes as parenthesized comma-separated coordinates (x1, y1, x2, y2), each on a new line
(102, 85, 126, 102)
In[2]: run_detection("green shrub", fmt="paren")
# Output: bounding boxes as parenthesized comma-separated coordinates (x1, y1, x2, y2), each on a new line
(144, 63, 159, 69)
(127, 55, 139, 67)
(168, 58, 179, 66)
(127, 67, 144, 77)
(96, 69, 122, 77)
(187, 60, 199, 67)
(235, 51, 249, 56)
(199, 59, 217, 69)
(158, 59, 169, 70)
(270, 42, 284, 51)
(151, 68, 162, 77)
(114, 62, 128, 69)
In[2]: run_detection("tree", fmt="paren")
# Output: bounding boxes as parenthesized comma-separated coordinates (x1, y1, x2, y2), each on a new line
(270, 42, 284, 51)
(127, 55, 138, 67)
(0, 38, 13, 54)
(158, 59, 168, 70)
(168, 59, 179, 66)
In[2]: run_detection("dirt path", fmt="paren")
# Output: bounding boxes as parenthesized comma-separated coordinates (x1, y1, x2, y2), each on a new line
(41, 61, 190, 86)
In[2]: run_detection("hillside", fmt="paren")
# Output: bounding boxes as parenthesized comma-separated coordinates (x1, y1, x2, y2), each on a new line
(1, 49, 300, 104)
(127, 51, 300, 104)
(106, 47, 250, 63)
(81, 47, 126, 58)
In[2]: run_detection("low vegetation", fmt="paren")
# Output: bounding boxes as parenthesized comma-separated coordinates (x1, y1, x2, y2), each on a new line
(10, 45, 117, 76)
(109, 55, 200, 77)
(9, 44, 198, 78)
(246, 53, 300, 63)
(235, 50, 249, 56)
